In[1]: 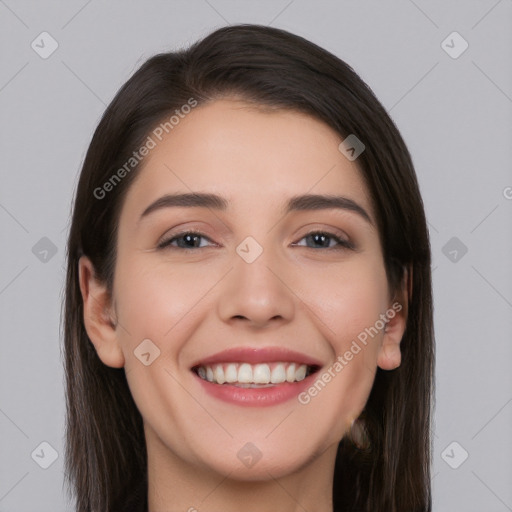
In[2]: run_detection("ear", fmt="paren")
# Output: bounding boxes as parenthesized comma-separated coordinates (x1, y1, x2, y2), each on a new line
(78, 256, 125, 368)
(377, 265, 411, 371)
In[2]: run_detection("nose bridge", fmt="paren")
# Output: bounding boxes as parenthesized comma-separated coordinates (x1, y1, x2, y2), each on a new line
(216, 235, 295, 327)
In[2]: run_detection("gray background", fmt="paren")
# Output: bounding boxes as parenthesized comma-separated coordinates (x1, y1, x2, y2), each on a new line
(1, 1, 511, 510)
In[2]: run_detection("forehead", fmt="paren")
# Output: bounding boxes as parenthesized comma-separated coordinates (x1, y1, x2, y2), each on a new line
(120, 99, 373, 219)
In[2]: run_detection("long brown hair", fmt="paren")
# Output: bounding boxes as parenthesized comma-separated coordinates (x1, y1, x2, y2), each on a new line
(63, 24, 434, 511)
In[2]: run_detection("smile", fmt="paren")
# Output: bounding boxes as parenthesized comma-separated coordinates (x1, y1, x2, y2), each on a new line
(190, 347, 323, 406)
(193, 362, 318, 387)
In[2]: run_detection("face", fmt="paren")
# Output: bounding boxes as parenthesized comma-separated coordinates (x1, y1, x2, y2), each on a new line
(80, 98, 405, 481)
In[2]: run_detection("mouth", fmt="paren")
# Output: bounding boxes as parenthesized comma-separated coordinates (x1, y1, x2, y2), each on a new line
(192, 361, 321, 388)
(189, 347, 323, 406)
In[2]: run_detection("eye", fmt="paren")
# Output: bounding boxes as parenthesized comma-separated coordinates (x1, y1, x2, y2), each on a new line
(157, 231, 216, 250)
(293, 231, 354, 250)
(157, 230, 353, 251)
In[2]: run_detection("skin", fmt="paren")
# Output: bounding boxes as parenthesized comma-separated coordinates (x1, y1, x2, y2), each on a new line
(79, 99, 407, 512)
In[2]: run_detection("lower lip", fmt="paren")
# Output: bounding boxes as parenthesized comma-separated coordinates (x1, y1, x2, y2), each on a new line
(192, 371, 317, 407)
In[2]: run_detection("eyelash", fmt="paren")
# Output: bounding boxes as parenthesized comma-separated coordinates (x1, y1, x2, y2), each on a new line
(157, 230, 354, 251)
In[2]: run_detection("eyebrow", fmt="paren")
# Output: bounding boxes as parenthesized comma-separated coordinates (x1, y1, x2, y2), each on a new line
(139, 192, 373, 225)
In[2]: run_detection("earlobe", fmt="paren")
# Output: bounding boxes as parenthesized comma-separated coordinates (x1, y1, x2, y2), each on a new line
(377, 339, 402, 370)
(78, 256, 125, 368)
(377, 267, 410, 371)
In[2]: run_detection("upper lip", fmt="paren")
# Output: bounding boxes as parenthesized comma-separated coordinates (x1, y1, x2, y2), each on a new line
(190, 347, 323, 369)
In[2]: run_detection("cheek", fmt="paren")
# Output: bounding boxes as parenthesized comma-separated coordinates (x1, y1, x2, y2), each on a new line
(300, 254, 389, 350)
(113, 256, 222, 363)
(289, 255, 389, 429)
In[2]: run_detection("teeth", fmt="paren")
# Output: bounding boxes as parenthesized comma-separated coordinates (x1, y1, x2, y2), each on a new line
(195, 362, 312, 386)
(214, 364, 225, 384)
(295, 364, 307, 381)
(253, 364, 271, 384)
(238, 363, 253, 383)
(270, 364, 286, 384)
(225, 363, 238, 383)
(286, 363, 296, 383)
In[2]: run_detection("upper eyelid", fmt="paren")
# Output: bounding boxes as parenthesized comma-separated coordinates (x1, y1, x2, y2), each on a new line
(295, 231, 349, 243)
(158, 229, 216, 247)
(159, 221, 350, 240)
(293, 231, 355, 250)
(158, 228, 353, 248)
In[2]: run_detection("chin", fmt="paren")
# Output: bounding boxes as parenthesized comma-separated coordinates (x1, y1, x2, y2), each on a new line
(197, 442, 318, 481)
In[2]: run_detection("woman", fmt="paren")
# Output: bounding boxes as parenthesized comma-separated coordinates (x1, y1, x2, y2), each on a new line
(63, 24, 434, 512)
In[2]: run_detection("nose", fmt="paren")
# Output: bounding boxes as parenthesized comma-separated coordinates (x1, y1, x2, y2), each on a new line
(216, 244, 295, 329)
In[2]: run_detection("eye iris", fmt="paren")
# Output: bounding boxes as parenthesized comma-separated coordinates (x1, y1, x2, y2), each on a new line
(310, 233, 330, 248)
(181, 234, 201, 248)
